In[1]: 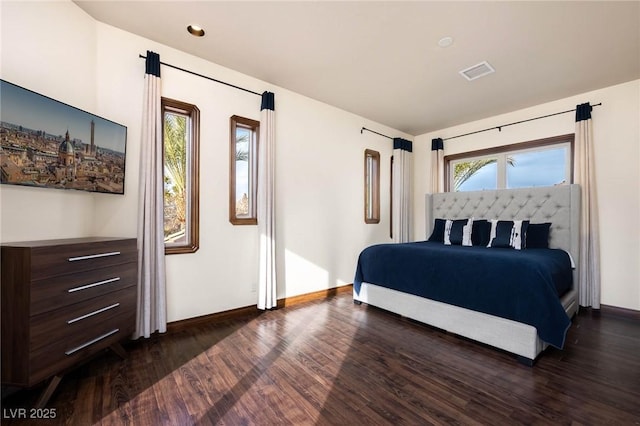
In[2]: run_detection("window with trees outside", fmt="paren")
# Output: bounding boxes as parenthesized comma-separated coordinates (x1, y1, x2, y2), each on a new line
(162, 98, 200, 254)
(446, 134, 574, 192)
(229, 115, 259, 225)
(364, 149, 380, 223)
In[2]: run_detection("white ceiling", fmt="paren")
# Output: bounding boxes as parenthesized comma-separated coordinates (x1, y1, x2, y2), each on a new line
(74, 1, 640, 136)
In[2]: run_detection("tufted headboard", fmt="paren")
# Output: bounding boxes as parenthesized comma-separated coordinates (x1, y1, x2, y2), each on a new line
(425, 184, 581, 272)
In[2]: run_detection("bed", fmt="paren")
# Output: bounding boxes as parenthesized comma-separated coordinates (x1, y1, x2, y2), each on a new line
(353, 184, 580, 365)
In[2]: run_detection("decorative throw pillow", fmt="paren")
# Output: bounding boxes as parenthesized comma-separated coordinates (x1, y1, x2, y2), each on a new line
(488, 220, 529, 250)
(526, 222, 552, 249)
(471, 220, 491, 246)
(445, 218, 472, 246)
(428, 218, 446, 243)
(462, 221, 473, 246)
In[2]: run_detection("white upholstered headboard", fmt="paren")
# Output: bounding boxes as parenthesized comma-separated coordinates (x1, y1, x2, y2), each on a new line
(425, 184, 581, 273)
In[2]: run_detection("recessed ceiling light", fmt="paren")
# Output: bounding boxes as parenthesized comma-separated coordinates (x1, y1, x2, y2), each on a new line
(438, 36, 454, 48)
(187, 24, 205, 37)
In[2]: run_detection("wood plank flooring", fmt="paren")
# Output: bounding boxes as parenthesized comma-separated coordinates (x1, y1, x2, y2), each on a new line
(2, 293, 639, 425)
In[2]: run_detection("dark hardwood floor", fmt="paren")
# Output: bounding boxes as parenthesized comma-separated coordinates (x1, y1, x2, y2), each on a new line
(3, 293, 639, 425)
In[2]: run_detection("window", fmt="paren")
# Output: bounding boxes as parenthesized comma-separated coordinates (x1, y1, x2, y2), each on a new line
(229, 115, 259, 225)
(162, 98, 200, 254)
(390, 154, 394, 238)
(446, 134, 574, 192)
(364, 149, 380, 223)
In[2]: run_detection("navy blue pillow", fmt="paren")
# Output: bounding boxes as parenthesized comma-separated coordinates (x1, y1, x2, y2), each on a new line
(447, 219, 468, 245)
(526, 223, 551, 249)
(428, 219, 446, 243)
(471, 220, 491, 246)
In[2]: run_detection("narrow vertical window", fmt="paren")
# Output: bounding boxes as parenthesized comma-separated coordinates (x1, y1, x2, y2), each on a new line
(162, 98, 200, 254)
(364, 149, 380, 224)
(229, 115, 259, 225)
(390, 154, 394, 238)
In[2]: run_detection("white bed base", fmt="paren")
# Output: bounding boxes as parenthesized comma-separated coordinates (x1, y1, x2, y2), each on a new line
(354, 283, 578, 362)
(353, 184, 581, 364)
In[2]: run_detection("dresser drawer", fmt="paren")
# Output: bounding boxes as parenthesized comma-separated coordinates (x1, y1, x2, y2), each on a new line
(30, 239, 137, 281)
(29, 321, 134, 386)
(30, 286, 136, 352)
(30, 263, 137, 315)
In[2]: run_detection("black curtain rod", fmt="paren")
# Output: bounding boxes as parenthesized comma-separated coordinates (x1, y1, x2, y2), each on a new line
(139, 54, 262, 96)
(361, 127, 393, 140)
(443, 103, 602, 141)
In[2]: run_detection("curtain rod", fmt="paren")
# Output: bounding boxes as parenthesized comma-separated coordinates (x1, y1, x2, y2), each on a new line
(443, 103, 602, 141)
(361, 126, 393, 140)
(138, 54, 262, 96)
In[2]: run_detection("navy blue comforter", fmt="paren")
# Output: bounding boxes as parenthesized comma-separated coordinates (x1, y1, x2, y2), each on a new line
(354, 242, 572, 348)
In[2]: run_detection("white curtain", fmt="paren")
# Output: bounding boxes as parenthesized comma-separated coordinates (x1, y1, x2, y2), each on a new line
(258, 92, 277, 310)
(392, 138, 413, 243)
(135, 51, 167, 338)
(431, 138, 444, 193)
(574, 103, 600, 308)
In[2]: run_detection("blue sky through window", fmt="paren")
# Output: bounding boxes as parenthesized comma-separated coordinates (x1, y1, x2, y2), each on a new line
(458, 162, 497, 191)
(457, 147, 567, 191)
(507, 148, 566, 188)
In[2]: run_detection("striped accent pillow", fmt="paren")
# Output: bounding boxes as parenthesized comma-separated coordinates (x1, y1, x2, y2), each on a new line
(488, 220, 529, 250)
(444, 218, 473, 246)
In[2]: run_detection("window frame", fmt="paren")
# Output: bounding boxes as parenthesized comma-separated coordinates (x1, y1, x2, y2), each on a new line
(445, 134, 574, 192)
(162, 97, 200, 255)
(229, 115, 259, 225)
(364, 149, 380, 224)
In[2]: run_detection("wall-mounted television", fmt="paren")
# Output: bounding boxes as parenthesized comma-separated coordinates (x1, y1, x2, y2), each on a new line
(0, 79, 127, 195)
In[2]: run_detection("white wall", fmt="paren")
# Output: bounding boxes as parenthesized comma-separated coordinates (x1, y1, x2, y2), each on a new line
(414, 80, 640, 311)
(1, 1, 407, 322)
(0, 1, 98, 241)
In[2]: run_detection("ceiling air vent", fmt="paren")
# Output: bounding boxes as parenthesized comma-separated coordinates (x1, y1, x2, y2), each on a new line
(459, 61, 495, 81)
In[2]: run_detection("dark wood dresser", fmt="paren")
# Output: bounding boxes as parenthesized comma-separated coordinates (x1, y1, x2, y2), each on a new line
(1, 237, 137, 406)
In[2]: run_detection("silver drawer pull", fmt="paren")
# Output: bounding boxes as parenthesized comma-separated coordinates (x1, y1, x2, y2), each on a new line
(68, 251, 121, 262)
(68, 277, 120, 293)
(67, 303, 120, 324)
(65, 329, 119, 356)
